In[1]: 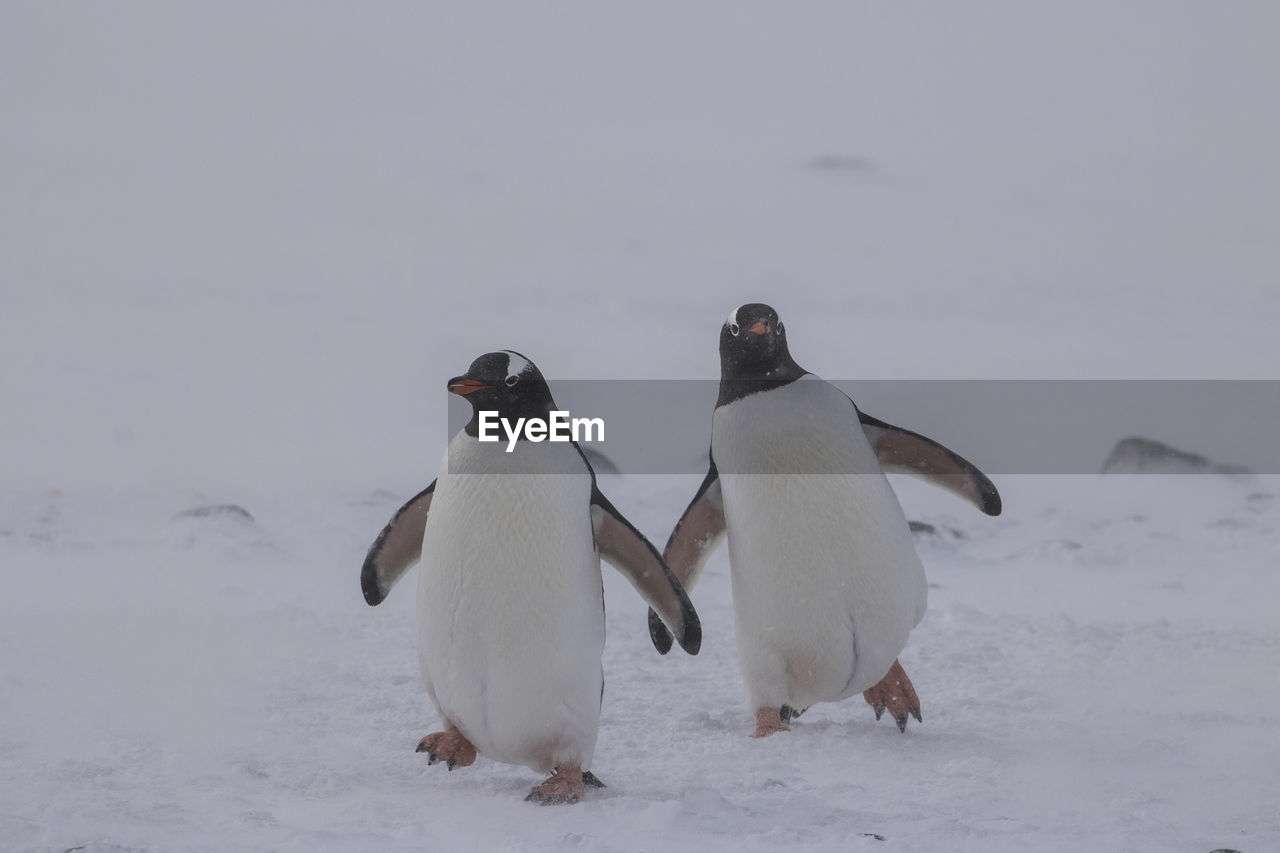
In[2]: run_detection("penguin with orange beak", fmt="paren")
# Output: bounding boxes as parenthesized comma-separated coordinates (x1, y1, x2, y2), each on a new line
(362, 350, 700, 802)
(654, 304, 1000, 737)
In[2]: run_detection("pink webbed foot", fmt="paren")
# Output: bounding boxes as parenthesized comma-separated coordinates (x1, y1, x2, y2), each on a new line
(525, 766, 586, 805)
(862, 659, 923, 732)
(416, 729, 477, 771)
(750, 706, 791, 738)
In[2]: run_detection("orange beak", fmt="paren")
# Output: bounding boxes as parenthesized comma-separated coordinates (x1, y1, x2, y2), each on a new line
(448, 378, 490, 396)
(747, 321, 769, 335)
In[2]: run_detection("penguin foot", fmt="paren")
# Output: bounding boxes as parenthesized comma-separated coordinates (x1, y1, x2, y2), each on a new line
(862, 659, 922, 733)
(415, 729, 477, 770)
(525, 765, 585, 805)
(750, 706, 791, 738)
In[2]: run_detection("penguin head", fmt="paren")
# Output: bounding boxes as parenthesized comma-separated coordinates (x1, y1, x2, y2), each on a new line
(448, 350, 556, 422)
(716, 303, 807, 405)
(720, 303, 799, 376)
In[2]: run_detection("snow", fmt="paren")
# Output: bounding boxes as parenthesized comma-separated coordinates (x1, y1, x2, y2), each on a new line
(3, 2, 1278, 851)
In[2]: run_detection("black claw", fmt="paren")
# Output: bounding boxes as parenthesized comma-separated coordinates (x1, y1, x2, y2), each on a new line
(873, 702, 885, 721)
(415, 742, 428, 753)
(427, 752, 439, 765)
(895, 714, 908, 733)
(582, 771, 606, 788)
(524, 791, 542, 803)
(910, 707, 923, 724)
(447, 757, 457, 771)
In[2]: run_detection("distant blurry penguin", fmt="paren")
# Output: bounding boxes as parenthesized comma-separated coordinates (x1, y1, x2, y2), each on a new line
(362, 351, 700, 803)
(651, 305, 1000, 737)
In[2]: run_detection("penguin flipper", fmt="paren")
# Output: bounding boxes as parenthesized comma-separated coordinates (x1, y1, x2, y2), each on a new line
(645, 463, 725, 655)
(858, 411, 1002, 516)
(661, 461, 726, 593)
(590, 489, 702, 656)
(361, 481, 436, 605)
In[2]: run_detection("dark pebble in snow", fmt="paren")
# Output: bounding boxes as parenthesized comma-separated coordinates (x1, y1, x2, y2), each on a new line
(174, 504, 255, 524)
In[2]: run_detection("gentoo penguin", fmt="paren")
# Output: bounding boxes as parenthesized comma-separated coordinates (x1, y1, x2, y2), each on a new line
(362, 351, 700, 803)
(650, 304, 1000, 738)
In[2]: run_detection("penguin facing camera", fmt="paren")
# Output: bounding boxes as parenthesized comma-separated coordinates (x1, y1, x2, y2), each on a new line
(655, 304, 1000, 738)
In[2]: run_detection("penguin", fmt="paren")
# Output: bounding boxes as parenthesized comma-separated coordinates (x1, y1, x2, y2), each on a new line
(361, 351, 700, 803)
(649, 304, 1000, 738)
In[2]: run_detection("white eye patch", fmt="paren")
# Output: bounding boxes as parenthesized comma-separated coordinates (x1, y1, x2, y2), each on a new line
(502, 350, 530, 382)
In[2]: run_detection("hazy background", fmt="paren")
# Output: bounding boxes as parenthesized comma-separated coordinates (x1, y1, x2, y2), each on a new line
(2, 3, 1277, 851)
(4, 1, 1277, 497)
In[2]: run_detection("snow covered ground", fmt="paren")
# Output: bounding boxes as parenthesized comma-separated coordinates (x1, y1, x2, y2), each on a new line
(3, 3, 1278, 851)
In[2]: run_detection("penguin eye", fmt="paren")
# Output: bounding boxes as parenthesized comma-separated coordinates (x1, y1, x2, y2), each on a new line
(776, 322, 785, 335)
(505, 375, 519, 387)
(728, 323, 741, 337)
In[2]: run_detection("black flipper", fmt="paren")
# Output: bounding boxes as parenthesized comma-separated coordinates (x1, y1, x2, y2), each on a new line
(858, 411, 1001, 516)
(590, 488, 701, 655)
(361, 482, 436, 605)
(647, 461, 726, 650)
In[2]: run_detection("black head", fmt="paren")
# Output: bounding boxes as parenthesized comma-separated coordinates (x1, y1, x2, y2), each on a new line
(717, 303, 806, 406)
(448, 350, 557, 434)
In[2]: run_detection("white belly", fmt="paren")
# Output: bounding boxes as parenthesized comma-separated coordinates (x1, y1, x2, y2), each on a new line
(417, 433, 604, 772)
(713, 377, 927, 710)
